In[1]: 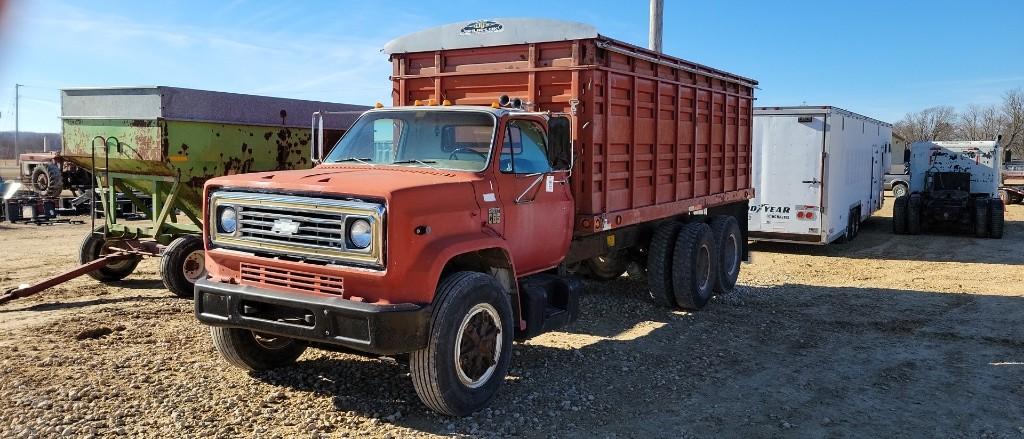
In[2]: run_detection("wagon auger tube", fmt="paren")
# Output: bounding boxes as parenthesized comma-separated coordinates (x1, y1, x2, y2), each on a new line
(0, 253, 134, 305)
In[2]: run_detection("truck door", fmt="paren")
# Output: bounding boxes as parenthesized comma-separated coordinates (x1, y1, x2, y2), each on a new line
(492, 118, 574, 274)
(751, 114, 826, 238)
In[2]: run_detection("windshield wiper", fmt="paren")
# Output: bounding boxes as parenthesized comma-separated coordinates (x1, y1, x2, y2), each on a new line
(335, 157, 375, 166)
(392, 159, 438, 169)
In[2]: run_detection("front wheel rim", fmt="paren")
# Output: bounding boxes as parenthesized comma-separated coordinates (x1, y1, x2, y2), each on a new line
(454, 303, 502, 389)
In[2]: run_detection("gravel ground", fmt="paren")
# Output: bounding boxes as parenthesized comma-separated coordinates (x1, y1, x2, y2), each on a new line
(1, 199, 1023, 438)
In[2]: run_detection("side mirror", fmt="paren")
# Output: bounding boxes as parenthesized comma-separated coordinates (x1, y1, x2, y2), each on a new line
(547, 116, 572, 171)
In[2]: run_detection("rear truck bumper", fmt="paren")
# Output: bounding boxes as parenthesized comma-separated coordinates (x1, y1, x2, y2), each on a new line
(194, 278, 431, 355)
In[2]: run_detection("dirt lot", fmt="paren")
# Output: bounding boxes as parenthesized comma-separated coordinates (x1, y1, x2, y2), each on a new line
(1, 200, 1022, 438)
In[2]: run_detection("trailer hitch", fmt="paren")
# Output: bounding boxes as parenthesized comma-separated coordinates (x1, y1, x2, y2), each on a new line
(0, 253, 134, 305)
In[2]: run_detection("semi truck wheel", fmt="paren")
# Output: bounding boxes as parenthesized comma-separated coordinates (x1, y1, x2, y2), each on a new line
(708, 215, 741, 294)
(410, 271, 513, 416)
(79, 227, 141, 282)
(989, 198, 1004, 239)
(892, 195, 909, 234)
(646, 222, 682, 308)
(671, 222, 717, 310)
(30, 164, 62, 197)
(210, 327, 306, 371)
(580, 250, 630, 281)
(974, 199, 989, 238)
(907, 196, 922, 235)
(160, 235, 206, 298)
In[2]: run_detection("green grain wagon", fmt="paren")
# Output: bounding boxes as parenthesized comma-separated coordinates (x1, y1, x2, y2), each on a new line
(2, 87, 368, 302)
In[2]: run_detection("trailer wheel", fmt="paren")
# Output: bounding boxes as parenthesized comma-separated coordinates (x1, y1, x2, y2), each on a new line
(907, 195, 922, 235)
(79, 227, 141, 282)
(646, 222, 682, 308)
(989, 198, 1004, 239)
(30, 164, 62, 197)
(410, 271, 513, 416)
(974, 198, 989, 238)
(709, 215, 741, 294)
(893, 195, 909, 234)
(160, 235, 206, 298)
(580, 250, 630, 281)
(210, 327, 307, 371)
(671, 222, 717, 310)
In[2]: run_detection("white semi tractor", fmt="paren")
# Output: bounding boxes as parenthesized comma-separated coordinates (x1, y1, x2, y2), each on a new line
(749, 106, 892, 244)
(893, 140, 1003, 238)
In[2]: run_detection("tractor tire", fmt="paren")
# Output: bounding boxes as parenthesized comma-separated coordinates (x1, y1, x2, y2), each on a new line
(160, 235, 206, 298)
(989, 198, 1004, 239)
(708, 215, 741, 294)
(210, 327, 306, 371)
(646, 222, 682, 308)
(580, 250, 630, 281)
(892, 183, 908, 199)
(974, 198, 989, 238)
(79, 226, 141, 282)
(30, 164, 62, 197)
(892, 195, 909, 234)
(671, 222, 717, 310)
(410, 272, 513, 416)
(907, 195, 922, 235)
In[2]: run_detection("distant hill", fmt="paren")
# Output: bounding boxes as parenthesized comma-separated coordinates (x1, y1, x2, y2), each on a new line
(0, 132, 61, 159)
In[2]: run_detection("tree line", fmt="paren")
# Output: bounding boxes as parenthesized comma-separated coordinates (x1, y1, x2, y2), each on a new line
(893, 88, 1024, 157)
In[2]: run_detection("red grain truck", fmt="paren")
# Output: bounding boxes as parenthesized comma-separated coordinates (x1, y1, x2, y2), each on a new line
(195, 18, 756, 415)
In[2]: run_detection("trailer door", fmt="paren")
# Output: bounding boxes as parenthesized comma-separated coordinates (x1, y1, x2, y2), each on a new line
(750, 113, 826, 239)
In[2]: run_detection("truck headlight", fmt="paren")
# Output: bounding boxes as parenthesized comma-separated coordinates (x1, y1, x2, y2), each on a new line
(348, 218, 372, 249)
(219, 206, 237, 234)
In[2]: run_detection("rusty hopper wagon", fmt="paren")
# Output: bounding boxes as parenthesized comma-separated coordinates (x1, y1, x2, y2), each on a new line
(1, 87, 368, 302)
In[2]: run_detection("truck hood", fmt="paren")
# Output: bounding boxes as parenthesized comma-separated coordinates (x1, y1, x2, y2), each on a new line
(206, 164, 484, 200)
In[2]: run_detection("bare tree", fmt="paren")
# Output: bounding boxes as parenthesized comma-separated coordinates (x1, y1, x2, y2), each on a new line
(957, 104, 1004, 141)
(1000, 88, 1024, 157)
(894, 106, 957, 142)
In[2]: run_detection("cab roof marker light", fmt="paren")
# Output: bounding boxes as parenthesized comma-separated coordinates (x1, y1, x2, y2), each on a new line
(374, 102, 384, 108)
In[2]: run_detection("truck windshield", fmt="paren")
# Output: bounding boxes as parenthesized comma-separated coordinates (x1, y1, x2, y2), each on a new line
(325, 110, 496, 172)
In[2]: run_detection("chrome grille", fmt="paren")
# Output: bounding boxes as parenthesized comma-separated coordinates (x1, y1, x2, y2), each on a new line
(210, 191, 384, 267)
(238, 206, 347, 249)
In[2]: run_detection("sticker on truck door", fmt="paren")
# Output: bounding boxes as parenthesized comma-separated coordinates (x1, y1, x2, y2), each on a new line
(545, 175, 554, 192)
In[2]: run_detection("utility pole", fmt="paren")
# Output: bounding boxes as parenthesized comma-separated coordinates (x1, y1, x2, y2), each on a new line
(14, 83, 21, 163)
(649, 0, 664, 53)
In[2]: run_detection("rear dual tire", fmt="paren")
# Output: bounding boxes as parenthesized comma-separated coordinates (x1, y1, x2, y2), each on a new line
(671, 223, 717, 310)
(647, 216, 739, 310)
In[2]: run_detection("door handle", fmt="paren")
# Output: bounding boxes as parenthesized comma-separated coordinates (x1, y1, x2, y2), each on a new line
(802, 179, 821, 184)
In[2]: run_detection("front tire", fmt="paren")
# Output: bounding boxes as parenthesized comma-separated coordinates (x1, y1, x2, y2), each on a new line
(160, 235, 206, 298)
(210, 327, 306, 371)
(892, 183, 908, 199)
(907, 195, 922, 235)
(893, 195, 908, 234)
(410, 271, 513, 416)
(989, 198, 1004, 239)
(79, 227, 141, 282)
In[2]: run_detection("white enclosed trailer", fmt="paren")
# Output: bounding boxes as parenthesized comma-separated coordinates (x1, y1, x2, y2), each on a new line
(749, 106, 892, 244)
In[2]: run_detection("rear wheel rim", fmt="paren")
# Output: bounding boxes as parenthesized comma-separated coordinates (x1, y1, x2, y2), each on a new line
(723, 234, 738, 276)
(98, 239, 135, 271)
(454, 303, 502, 389)
(697, 244, 711, 292)
(182, 249, 206, 283)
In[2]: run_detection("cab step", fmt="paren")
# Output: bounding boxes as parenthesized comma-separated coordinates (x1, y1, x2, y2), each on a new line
(515, 274, 583, 340)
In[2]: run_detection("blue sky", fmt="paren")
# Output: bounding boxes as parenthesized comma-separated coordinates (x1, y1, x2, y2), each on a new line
(0, 0, 1021, 133)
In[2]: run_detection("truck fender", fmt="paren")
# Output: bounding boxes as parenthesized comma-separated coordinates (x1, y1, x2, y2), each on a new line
(420, 235, 525, 330)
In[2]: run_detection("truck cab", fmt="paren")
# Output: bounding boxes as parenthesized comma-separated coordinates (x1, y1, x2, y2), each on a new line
(197, 103, 577, 415)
